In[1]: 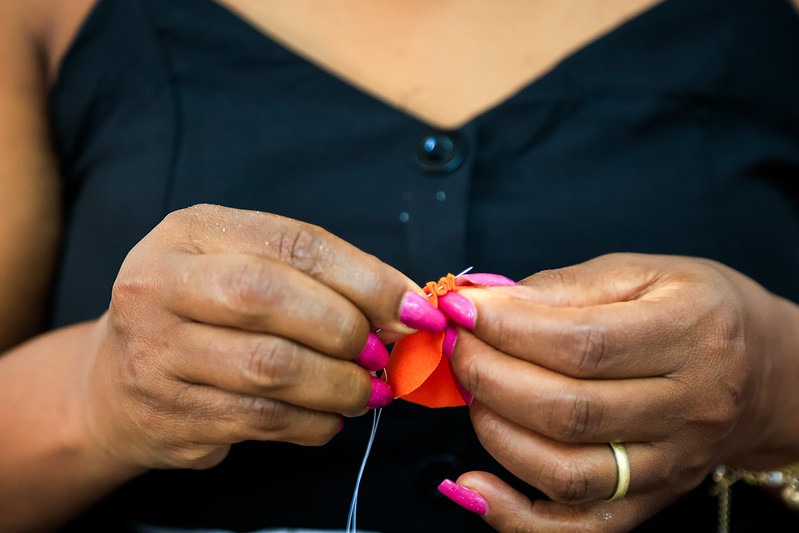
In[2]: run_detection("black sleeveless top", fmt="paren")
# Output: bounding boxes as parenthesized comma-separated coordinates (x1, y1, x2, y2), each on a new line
(50, 0, 799, 531)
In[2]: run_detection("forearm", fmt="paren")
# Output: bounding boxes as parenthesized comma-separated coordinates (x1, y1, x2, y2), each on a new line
(0, 321, 145, 532)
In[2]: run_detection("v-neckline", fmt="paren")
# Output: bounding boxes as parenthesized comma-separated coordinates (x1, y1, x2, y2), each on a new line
(203, 0, 669, 131)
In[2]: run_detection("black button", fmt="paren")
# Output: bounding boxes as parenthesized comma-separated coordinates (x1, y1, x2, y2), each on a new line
(415, 453, 466, 505)
(409, 132, 465, 176)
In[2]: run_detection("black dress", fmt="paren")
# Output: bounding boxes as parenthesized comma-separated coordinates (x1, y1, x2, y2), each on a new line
(50, 0, 799, 531)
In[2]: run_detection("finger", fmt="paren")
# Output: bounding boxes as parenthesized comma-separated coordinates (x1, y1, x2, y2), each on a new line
(158, 380, 343, 448)
(457, 286, 699, 379)
(163, 252, 372, 358)
(456, 272, 517, 287)
(450, 471, 650, 532)
(168, 322, 378, 416)
(512, 253, 668, 307)
(152, 205, 439, 334)
(452, 331, 682, 443)
(468, 403, 677, 504)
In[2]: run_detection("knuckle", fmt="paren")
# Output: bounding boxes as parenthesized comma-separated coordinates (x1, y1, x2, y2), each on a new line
(158, 208, 189, 233)
(171, 444, 228, 470)
(539, 456, 591, 503)
(243, 339, 301, 391)
(470, 408, 521, 467)
(159, 205, 210, 250)
(106, 300, 170, 384)
(532, 267, 575, 287)
(110, 273, 156, 320)
(707, 301, 744, 354)
(250, 397, 292, 432)
(216, 260, 277, 319)
(546, 386, 603, 442)
(276, 223, 332, 276)
(569, 322, 610, 376)
(328, 312, 369, 356)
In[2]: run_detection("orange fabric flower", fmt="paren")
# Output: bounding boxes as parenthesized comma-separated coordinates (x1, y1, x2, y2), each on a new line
(385, 274, 467, 407)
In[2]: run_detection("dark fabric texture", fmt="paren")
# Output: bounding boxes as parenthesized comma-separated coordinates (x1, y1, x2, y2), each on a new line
(49, 0, 799, 531)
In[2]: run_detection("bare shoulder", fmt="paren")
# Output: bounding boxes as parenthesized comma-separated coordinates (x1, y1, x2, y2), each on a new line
(0, 0, 96, 86)
(0, 0, 89, 349)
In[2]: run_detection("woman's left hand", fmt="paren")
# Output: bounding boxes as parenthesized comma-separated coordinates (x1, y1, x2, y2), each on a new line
(446, 253, 799, 531)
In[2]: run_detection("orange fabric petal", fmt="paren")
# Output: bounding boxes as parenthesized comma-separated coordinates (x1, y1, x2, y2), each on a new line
(400, 357, 466, 407)
(386, 330, 466, 408)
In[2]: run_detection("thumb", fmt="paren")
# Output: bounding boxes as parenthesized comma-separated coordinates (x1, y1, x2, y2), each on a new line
(438, 471, 545, 530)
(496, 253, 664, 307)
(444, 471, 638, 532)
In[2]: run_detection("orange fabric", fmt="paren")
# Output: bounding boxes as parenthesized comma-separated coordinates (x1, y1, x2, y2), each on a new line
(385, 274, 467, 408)
(422, 272, 458, 307)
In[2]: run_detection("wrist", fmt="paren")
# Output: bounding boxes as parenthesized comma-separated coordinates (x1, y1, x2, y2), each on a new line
(733, 292, 799, 469)
(79, 314, 150, 478)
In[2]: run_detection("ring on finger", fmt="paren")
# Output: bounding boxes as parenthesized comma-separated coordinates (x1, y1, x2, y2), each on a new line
(606, 442, 630, 501)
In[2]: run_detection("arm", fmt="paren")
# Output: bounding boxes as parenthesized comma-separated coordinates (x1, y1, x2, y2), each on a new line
(0, 5, 443, 530)
(0, 3, 135, 529)
(0, 0, 61, 352)
(0, 203, 442, 531)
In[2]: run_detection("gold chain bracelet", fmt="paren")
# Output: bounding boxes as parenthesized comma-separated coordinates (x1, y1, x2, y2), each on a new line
(711, 462, 799, 533)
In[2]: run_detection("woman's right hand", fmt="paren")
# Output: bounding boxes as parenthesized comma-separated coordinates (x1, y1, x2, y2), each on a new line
(80, 204, 445, 472)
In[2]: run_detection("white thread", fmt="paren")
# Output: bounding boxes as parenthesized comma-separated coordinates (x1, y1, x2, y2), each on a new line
(345, 266, 471, 531)
(346, 407, 382, 533)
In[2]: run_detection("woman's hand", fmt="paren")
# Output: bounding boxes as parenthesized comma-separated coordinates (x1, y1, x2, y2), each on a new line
(80, 204, 445, 473)
(445, 253, 799, 531)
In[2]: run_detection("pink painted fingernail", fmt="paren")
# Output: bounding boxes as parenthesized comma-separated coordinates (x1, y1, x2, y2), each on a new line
(438, 292, 476, 330)
(353, 333, 389, 371)
(441, 326, 474, 407)
(449, 370, 474, 406)
(457, 273, 517, 287)
(366, 377, 394, 409)
(453, 373, 473, 406)
(442, 326, 458, 359)
(442, 327, 473, 405)
(399, 292, 447, 332)
(337, 418, 345, 434)
(438, 479, 487, 515)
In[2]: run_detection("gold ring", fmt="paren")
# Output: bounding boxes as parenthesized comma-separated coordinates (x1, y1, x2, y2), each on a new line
(607, 442, 630, 501)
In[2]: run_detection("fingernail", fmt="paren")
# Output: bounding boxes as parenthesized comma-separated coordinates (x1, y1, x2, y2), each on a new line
(353, 332, 389, 371)
(447, 365, 473, 406)
(442, 327, 473, 405)
(453, 375, 473, 406)
(399, 292, 447, 332)
(337, 418, 344, 434)
(442, 326, 458, 359)
(437, 479, 487, 515)
(438, 292, 476, 330)
(457, 273, 517, 287)
(366, 377, 394, 409)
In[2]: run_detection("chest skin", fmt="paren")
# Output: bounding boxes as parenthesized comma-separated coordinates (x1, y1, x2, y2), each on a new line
(46, 0, 660, 128)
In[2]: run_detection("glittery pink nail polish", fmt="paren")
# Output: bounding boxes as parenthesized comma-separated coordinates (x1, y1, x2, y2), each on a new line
(399, 292, 447, 332)
(456, 273, 517, 287)
(442, 327, 473, 405)
(438, 479, 487, 515)
(353, 332, 389, 371)
(366, 377, 394, 409)
(442, 326, 458, 360)
(438, 292, 476, 330)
